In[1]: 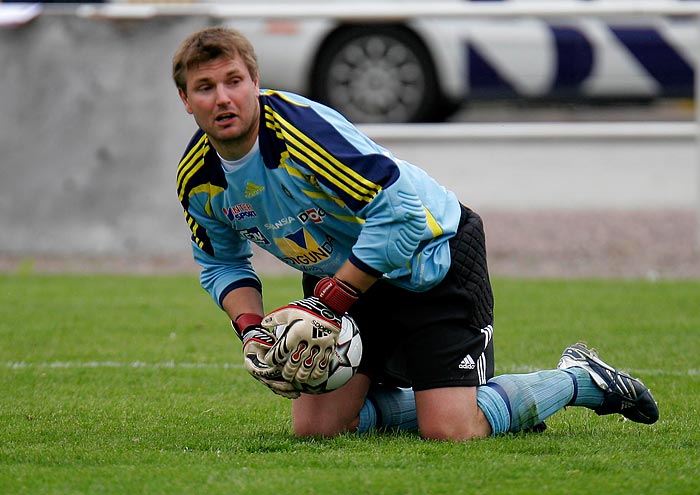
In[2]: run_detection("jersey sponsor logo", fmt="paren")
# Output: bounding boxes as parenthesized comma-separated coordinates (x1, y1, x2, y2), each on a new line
(264, 216, 296, 231)
(298, 208, 326, 224)
(239, 227, 270, 245)
(244, 182, 265, 198)
(275, 229, 335, 266)
(223, 203, 256, 221)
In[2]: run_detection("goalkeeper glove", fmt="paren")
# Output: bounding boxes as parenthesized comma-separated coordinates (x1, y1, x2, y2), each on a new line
(232, 313, 300, 399)
(262, 277, 360, 384)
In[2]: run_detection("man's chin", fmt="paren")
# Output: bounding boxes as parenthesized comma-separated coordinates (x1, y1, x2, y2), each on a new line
(208, 129, 243, 143)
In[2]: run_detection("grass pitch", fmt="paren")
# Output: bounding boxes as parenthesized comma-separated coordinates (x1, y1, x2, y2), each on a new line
(1, 274, 699, 494)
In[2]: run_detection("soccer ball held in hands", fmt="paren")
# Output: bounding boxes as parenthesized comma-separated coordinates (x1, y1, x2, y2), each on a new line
(272, 314, 363, 394)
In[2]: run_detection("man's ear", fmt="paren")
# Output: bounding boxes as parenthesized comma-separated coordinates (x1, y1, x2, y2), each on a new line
(178, 87, 193, 114)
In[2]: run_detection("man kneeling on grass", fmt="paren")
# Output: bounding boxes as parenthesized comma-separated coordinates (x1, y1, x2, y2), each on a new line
(172, 26, 658, 440)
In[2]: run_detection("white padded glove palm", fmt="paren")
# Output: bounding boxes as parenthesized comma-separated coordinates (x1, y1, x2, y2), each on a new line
(261, 297, 342, 384)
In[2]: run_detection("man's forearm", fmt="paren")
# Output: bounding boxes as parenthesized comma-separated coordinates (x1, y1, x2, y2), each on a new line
(221, 286, 265, 321)
(334, 259, 378, 294)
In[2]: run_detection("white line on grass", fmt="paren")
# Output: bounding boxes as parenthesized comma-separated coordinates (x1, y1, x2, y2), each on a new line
(4, 360, 244, 369)
(3, 361, 698, 376)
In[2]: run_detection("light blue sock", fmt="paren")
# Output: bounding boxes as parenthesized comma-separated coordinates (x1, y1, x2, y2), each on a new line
(358, 370, 603, 436)
(476, 384, 511, 435)
(357, 386, 418, 433)
(562, 367, 605, 408)
(477, 370, 577, 435)
(357, 399, 378, 433)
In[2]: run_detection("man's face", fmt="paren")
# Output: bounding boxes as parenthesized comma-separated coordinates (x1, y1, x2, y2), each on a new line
(179, 54, 260, 160)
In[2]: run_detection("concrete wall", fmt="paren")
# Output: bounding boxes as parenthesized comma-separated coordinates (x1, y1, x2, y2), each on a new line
(366, 123, 698, 211)
(0, 15, 210, 256)
(1, 15, 697, 260)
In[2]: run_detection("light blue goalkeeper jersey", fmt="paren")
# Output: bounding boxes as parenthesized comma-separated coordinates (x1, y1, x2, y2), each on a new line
(176, 90, 461, 307)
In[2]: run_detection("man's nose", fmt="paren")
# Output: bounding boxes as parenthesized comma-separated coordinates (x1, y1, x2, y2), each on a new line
(215, 84, 231, 105)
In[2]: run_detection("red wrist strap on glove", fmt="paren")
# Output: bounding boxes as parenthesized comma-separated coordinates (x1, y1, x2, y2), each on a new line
(232, 313, 264, 339)
(314, 277, 361, 314)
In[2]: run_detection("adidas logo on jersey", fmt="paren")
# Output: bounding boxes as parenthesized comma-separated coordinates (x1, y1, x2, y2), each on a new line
(245, 182, 265, 198)
(459, 354, 475, 370)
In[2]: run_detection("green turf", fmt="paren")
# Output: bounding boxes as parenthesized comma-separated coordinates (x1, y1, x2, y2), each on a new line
(1, 274, 698, 494)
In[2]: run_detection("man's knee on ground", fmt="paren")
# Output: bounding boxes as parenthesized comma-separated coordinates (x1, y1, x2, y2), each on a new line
(415, 386, 492, 441)
(419, 420, 490, 441)
(292, 415, 358, 438)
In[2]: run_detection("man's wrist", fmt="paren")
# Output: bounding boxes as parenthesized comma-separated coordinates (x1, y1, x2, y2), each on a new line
(232, 312, 264, 338)
(314, 277, 360, 314)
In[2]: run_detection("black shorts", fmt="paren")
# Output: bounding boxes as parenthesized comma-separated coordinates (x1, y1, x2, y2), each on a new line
(303, 204, 495, 391)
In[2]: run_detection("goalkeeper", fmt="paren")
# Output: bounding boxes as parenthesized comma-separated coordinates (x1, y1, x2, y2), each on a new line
(172, 27, 658, 440)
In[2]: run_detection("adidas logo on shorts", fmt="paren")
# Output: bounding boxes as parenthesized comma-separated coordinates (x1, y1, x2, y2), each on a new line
(459, 354, 476, 370)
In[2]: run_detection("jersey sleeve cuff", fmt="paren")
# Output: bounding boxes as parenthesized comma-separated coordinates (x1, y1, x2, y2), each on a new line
(348, 253, 383, 278)
(218, 278, 263, 308)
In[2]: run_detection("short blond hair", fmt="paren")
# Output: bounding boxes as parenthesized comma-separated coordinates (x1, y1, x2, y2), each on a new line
(172, 26, 259, 92)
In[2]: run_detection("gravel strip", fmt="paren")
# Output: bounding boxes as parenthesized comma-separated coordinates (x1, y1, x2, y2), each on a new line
(2, 209, 698, 280)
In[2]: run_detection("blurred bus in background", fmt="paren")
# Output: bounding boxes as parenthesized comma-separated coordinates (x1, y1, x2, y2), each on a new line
(223, 0, 698, 122)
